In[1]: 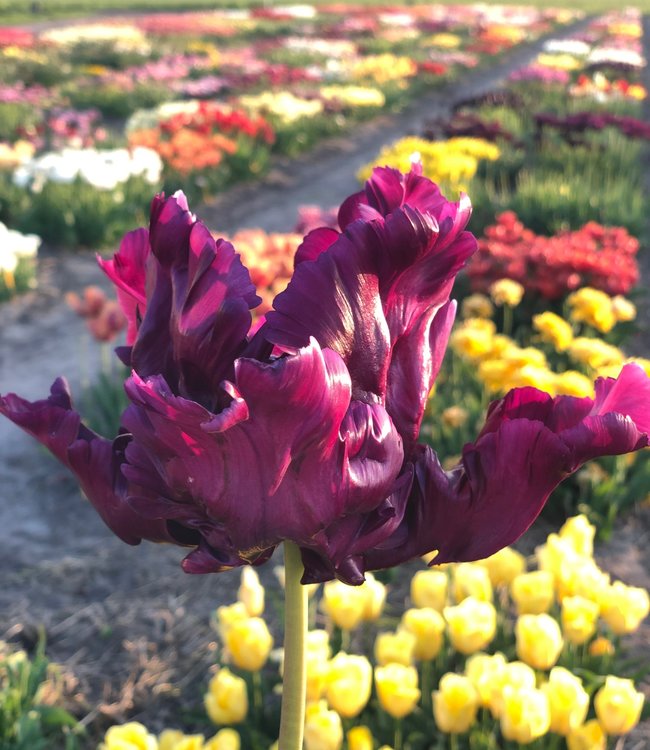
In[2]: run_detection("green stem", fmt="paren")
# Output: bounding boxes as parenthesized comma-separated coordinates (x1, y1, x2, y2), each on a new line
(503, 304, 513, 338)
(252, 669, 263, 717)
(421, 659, 433, 715)
(278, 542, 308, 750)
(394, 719, 403, 750)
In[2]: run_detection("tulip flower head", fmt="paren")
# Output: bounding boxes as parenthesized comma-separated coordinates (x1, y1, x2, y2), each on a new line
(2, 165, 650, 585)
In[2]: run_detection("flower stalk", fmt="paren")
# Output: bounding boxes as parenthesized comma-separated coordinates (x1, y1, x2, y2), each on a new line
(278, 542, 308, 750)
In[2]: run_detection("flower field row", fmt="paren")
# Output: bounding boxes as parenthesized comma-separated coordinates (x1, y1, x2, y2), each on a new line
(0, 1, 577, 283)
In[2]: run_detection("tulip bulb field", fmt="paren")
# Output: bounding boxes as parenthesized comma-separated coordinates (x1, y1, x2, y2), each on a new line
(0, 2, 649, 750)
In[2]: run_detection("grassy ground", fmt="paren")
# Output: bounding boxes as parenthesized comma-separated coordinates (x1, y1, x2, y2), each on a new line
(1, 0, 649, 26)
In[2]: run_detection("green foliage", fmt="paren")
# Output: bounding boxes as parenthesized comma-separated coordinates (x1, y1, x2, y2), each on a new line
(64, 83, 171, 119)
(0, 103, 41, 142)
(0, 638, 81, 750)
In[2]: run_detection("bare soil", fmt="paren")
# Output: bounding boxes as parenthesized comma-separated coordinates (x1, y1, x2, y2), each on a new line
(1, 17, 648, 747)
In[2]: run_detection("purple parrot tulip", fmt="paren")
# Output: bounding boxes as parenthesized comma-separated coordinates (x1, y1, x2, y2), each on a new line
(2, 165, 649, 584)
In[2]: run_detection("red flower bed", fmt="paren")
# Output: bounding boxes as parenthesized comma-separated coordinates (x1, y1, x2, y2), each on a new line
(468, 211, 639, 299)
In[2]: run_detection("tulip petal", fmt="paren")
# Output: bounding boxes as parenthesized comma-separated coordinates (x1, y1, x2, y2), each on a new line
(0, 379, 173, 546)
(97, 227, 149, 345)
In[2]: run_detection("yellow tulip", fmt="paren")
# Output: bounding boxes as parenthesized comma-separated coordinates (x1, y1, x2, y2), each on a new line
(516, 614, 563, 670)
(215, 602, 249, 641)
(500, 686, 551, 744)
(464, 652, 507, 706)
(100, 723, 158, 750)
(322, 580, 367, 631)
(304, 630, 332, 702)
(237, 567, 264, 616)
(225, 617, 273, 672)
(361, 572, 387, 621)
(536, 532, 581, 580)
(374, 629, 416, 666)
(325, 652, 372, 718)
(554, 370, 594, 398)
(444, 597, 496, 654)
(599, 581, 650, 634)
(567, 287, 616, 333)
(568, 337, 623, 370)
(541, 667, 589, 735)
(594, 676, 644, 734)
(559, 514, 595, 558)
(433, 673, 479, 733)
(477, 547, 525, 587)
(204, 668, 248, 725)
(346, 726, 373, 750)
(449, 319, 496, 360)
(411, 569, 448, 610)
(567, 719, 607, 750)
(461, 294, 494, 319)
(304, 700, 343, 750)
(441, 405, 469, 428)
(533, 311, 573, 351)
(489, 278, 524, 307)
(588, 636, 615, 657)
(557, 558, 610, 604)
(452, 562, 493, 603)
(612, 295, 637, 322)
(488, 661, 536, 718)
(510, 571, 555, 615)
(561, 596, 600, 645)
(159, 730, 185, 750)
(204, 729, 240, 750)
(172, 736, 205, 750)
(400, 608, 445, 661)
(374, 663, 421, 718)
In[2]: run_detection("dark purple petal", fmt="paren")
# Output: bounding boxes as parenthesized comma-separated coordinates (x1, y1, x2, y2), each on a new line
(97, 227, 150, 345)
(126, 193, 260, 406)
(0, 380, 173, 546)
(362, 364, 650, 571)
(266, 199, 474, 447)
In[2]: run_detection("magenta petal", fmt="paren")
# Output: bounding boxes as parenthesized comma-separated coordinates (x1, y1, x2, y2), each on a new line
(590, 363, 650, 434)
(294, 227, 339, 266)
(0, 380, 173, 546)
(98, 227, 150, 345)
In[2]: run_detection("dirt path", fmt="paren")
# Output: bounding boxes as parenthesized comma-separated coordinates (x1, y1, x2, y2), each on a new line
(1, 15, 649, 745)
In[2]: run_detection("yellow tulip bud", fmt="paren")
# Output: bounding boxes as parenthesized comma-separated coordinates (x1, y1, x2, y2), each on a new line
(567, 719, 606, 750)
(611, 295, 636, 323)
(452, 562, 493, 603)
(465, 652, 507, 706)
(374, 663, 421, 718)
(541, 667, 589, 735)
(488, 661, 536, 718)
(304, 700, 343, 750)
(510, 571, 555, 615)
(433, 673, 479, 733)
(173, 736, 205, 750)
(559, 514, 595, 558)
(561, 595, 599, 645)
(361, 572, 387, 621)
(325, 652, 372, 718)
(159, 730, 185, 750)
(444, 597, 496, 654)
(588, 636, 615, 657)
(568, 287, 616, 333)
(557, 558, 609, 604)
(400, 608, 445, 661)
(536, 533, 580, 580)
(411, 569, 448, 611)
(515, 614, 563, 670)
(205, 729, 240, 750)
(204, 668, 248, 725)
(225, 617, 273, 672)
(303, 630, 332, 702)
(599, 581, 650, 634)
(461, 293, 494, 319)
(489, 278, 524, 307)
(500, 687, 550, 744)
(477, 547, 526, 587)
(347, 726, 373, 750)
(237, 567, 265, 616)
(215, 602, 249, 641)
(374, 629, 416, 666)
(100, 723, 158, 750)
(441, 406, 469, 428)
(322, 580, 367, 631)
(594, 676, 644, 735)
(533, 311, 573, 351)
